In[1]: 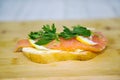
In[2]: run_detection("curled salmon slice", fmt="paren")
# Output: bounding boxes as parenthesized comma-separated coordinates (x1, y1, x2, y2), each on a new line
(15, 39, 32, 51)
(45, 32, 107, 52)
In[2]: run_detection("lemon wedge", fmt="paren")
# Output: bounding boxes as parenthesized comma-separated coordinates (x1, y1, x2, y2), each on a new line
(28, 39, 49, 50)
(76, 36, 97, 45)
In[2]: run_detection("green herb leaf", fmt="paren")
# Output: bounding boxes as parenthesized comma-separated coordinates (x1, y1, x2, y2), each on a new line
(59, 26, 75, 39)
(28, 31, 43, 39)
(29, 24, 59, 45)
(73, 25, 91, 37)
(35, 38, 52, 45)
(59, 25, 91, 39)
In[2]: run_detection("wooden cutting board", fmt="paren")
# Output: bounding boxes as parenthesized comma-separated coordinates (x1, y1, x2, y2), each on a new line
(0, 18, 120, 80)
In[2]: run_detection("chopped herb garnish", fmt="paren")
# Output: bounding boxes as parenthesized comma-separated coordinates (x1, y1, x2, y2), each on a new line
(28, 24, 91, 45)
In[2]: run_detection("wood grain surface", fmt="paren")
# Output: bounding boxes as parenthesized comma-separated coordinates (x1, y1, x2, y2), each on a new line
(0, 18, 120, 80)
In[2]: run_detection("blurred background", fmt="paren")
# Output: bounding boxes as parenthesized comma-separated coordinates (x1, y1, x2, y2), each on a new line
(0, 0, 120, 21)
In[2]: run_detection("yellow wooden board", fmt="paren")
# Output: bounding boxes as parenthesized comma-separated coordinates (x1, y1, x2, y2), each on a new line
(0, 18, 120, 80)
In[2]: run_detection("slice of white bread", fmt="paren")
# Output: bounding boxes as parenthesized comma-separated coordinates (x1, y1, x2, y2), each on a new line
(22, 47, 97, 64)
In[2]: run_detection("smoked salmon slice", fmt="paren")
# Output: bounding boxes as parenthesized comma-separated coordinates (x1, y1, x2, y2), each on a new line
(15, 32, 107, 52)
(15, 39, 32, 51)
(45, 32, 107, 52)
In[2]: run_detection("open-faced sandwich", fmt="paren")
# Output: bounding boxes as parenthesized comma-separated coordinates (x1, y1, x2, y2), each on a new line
(15, 24, 107, 63)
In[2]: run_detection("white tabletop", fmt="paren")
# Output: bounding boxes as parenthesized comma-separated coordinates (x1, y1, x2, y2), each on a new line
(0, 0, 120, 21)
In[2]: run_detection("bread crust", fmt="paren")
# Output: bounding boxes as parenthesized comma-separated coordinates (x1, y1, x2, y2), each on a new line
(22, 47, 97, 63)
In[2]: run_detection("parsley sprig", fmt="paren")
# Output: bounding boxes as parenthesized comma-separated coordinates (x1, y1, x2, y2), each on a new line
(28, 24, 91, 45)
(59, 25, 91, 39)
(29, 24, 59, 45)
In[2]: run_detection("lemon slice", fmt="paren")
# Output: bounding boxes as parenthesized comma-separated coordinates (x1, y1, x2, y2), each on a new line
(28, 39, 49, 50)
(76, 36, 97, 45)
